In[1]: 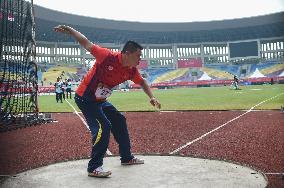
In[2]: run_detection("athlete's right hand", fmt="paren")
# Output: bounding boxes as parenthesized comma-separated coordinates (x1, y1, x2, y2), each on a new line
(150, 97, 161, 109)
(53, 25, 72, 35)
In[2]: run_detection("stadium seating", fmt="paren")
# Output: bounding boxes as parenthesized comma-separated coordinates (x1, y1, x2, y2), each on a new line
(139, 60, 283, 84)
(144, 68, 172, 83)
(32, 6, 284, 86)
(152, 68, 189, 83)
(260, 63, 284, 77)
(200, 67, 233, 80)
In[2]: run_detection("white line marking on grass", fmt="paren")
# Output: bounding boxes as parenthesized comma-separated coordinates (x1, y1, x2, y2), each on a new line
(65, 100, 112, 156)
(265, 172, 283, 175)
(65, 100, 88, 129)
(147, 110, 183, 113)
(170, 93, 284, 155)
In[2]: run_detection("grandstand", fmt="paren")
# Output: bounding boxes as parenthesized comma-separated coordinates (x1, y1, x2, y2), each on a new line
(32, 6, 284, 87)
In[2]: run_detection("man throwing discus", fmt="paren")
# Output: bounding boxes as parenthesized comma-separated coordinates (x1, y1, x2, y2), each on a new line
(54, 25, 161, 178)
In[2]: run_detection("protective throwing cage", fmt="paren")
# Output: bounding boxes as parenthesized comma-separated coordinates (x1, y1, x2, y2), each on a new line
(0, 0, 38, 131)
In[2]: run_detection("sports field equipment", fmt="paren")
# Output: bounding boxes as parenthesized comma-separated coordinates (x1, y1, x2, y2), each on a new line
(0, 0, 38, 131)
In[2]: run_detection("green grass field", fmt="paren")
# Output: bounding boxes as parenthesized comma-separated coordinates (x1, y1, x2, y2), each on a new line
(38, 84, 284, 112)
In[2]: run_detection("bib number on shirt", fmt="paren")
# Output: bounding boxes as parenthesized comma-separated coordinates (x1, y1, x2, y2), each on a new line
(95, 83, 112, 100)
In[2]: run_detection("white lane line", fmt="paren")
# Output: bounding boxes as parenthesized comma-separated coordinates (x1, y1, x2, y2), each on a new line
(65, 99, 112, 156)
(170, 93, 284, 155)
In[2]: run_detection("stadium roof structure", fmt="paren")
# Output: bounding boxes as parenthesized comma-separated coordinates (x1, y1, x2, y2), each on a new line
(34, 5, 284, 44)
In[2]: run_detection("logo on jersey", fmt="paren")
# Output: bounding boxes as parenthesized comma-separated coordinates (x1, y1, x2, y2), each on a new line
(108, 66, 113, 71)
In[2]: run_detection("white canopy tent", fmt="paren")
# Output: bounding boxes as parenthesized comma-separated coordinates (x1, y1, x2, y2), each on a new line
(278, 71, 284, 77)
(198, 72, 212, 80)
(249, 68, 266, 78)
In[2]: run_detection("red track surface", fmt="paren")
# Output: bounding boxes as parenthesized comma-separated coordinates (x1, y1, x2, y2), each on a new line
(0, 111, 283, 187)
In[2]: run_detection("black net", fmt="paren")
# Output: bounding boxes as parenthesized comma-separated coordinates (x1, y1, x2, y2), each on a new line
(0, 0, 38, 131)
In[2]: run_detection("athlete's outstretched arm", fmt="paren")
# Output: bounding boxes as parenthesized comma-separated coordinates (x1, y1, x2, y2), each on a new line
(54, 25, 93, 52)
(140, 79, 161, 109)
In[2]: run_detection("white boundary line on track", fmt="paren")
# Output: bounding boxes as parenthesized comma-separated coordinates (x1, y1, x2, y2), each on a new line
(65, 99, 112, 156)
(170, 92, 284, 155)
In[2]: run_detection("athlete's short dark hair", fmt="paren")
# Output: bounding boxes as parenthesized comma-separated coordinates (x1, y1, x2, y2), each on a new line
(122, 41, 143, 53)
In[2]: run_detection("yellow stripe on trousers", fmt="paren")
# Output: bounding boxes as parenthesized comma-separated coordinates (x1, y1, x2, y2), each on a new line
(93, 124, 102, 146)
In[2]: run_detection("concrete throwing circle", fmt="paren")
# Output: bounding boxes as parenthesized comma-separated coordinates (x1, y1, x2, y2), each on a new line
(2, 155, 267, 188)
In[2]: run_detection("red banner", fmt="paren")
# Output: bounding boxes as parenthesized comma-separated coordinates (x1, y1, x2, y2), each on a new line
(137, 60, 148, 69)
(177, 58, 202, 68)
(39, 86, 55, 93)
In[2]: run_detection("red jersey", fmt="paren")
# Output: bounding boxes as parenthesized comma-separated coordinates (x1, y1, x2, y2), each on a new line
(76, 44, 143, 101)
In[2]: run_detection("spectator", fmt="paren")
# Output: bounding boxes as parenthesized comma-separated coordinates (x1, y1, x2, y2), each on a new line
(61, 79, 66, 100)
(66, 78, 72, 99)
(54, 77, 63, 103)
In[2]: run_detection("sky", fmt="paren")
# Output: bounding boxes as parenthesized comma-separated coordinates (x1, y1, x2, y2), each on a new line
(35, 0, 284, 23)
